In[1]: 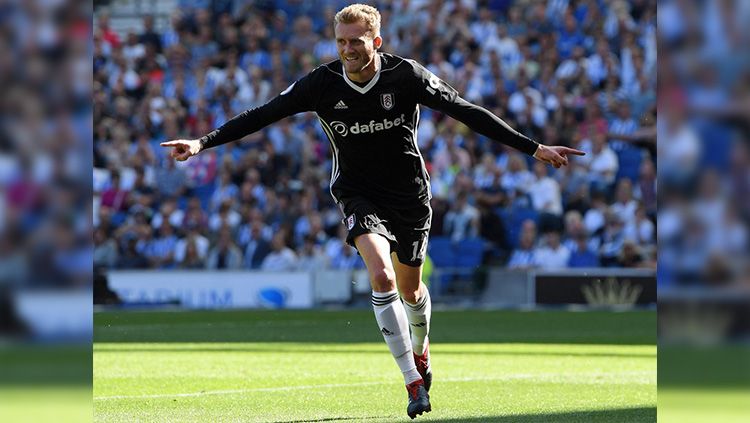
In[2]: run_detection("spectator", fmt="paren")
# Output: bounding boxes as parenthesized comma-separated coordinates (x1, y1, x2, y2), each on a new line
(93, 227, 118, 268)
(533, 231, 571, 269)
(529, 161, 562, 214)
(100, 172, 129, 212)
(174, 224, 210, 266)
(206, 227, 243, 269)
(610, 179, 638, 229)
(598, 209, 626, 267)
(443, 191, 480, 242)
(584, 192, 608, 236)
(587, 130, 619, 195)
(151, 197, 184, 230)
(142, 221, 179, 268)
(155, 155, 187, 198)
(209, 171, 239, 212)
(568, 232, 600, 268)
(179, 236, 207, 269)
(507, 219, 537, 269)
(261, 231, 298, 271)
(243, 220, 272, 269)
(297, 236, 329, 271)
(330, 241, 365, 270)
(208, 199, 241, 232)
(501, 153, 535, 198)
(528, 161, 563, 233)
(607, 100, 639, 151)
(116, 235, 149, 269)
(618, 240, 646, 268)
(139, 15, 162, 52)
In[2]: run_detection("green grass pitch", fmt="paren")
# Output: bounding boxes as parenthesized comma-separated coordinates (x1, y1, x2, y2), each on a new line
(94, 309, 656, 422)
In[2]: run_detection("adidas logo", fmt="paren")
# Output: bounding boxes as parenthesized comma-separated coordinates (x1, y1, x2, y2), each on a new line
(411, 322, 427, 327)
(381, 327, 394, 336)
(334, 100, 348, 109)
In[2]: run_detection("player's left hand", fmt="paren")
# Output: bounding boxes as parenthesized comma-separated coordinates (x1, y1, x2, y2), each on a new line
(532, 144, 585, 168)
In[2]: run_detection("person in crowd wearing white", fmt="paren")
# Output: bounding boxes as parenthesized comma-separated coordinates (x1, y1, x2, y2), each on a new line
(261, 230, 298, 271)
(528, 161, 563, 216)
(610, 179, 638, 229)
(587, 130, 619, 193)
(533, 230, 571, 269)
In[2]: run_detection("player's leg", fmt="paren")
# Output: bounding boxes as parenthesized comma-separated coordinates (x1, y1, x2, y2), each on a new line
(391, 202, 433, 394)
(358, 233, 430, 418)
(393, 249, 432, 393)
(354, 233, 422, 386)
(393, 254, 431, 354)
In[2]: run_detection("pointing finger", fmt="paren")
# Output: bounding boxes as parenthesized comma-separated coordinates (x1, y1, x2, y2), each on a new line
(564, 147, 586, 156)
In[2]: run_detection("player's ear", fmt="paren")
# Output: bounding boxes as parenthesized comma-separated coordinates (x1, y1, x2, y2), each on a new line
(373, 35, 382, 49)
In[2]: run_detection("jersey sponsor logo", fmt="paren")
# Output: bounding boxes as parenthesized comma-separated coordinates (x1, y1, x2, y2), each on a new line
(380, 93, 394, 110)
(334, 100, 348, 109)
(330, 114, 406, 137)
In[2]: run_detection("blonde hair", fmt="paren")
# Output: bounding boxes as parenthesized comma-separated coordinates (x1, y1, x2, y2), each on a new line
(334, 4, 381, 38)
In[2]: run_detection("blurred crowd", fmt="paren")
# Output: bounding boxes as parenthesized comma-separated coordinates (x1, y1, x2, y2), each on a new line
(93, 0, 657, 273)
(0, 0, 91, 289)
(658, 0, 750, 290)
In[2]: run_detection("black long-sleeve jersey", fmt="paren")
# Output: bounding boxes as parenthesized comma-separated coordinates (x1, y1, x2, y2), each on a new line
(199, 53, 539, 209)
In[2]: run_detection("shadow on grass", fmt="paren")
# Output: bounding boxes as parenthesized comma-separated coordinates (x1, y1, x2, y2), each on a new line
(267, 407, 656, 423)
(427, 407, 655, 422)
(93, 345, 654, 359)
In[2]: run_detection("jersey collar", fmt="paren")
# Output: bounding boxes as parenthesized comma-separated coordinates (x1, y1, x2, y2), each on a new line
(341, 53, 381, 94)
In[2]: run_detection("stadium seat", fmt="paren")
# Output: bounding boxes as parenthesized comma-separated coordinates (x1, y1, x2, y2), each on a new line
(427, 236, 455, 268)
(455, 237, 484, 268)
(616, 147, 643, 182)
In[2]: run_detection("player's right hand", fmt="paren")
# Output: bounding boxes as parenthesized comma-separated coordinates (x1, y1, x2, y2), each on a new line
(160, 139, 202, 161)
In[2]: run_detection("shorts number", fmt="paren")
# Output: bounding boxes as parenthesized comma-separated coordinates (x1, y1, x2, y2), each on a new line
(411, 238, 427, 262)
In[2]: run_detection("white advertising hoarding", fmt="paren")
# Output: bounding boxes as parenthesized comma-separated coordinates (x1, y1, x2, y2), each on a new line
(107, 271, 313, 309)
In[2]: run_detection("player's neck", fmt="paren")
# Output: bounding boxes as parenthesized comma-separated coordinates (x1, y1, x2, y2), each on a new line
(347, 53, 380, 83)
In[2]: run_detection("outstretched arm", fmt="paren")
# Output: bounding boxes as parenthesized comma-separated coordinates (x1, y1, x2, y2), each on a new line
(410, 60, 584, 167)
(161, 72, 319, 161)
(438, 96, 584, 168)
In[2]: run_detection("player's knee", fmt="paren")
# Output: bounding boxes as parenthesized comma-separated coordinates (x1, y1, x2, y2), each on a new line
(370, 267, 396, 292)
(400, 281, 426, 304)
(400, 288, 420, 305)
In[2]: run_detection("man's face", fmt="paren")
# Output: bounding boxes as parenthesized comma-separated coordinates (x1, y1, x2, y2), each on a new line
(334, 21, 381, 75)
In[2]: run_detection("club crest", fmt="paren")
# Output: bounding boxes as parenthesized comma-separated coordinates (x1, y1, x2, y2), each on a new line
(380, 93, 394, 110)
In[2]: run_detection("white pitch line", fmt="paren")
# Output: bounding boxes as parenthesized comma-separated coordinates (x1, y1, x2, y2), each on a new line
(94, 371, 653, 401)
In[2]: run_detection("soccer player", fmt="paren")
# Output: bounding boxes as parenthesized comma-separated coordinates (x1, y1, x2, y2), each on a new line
(161, 4, 583, 419)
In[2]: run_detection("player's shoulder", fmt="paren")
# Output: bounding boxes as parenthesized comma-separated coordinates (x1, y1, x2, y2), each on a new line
(385, 53, 432, 78)
(380, 53, 427, 83)
(380, 52, 418, 73)
(317, 59, 344, 78)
